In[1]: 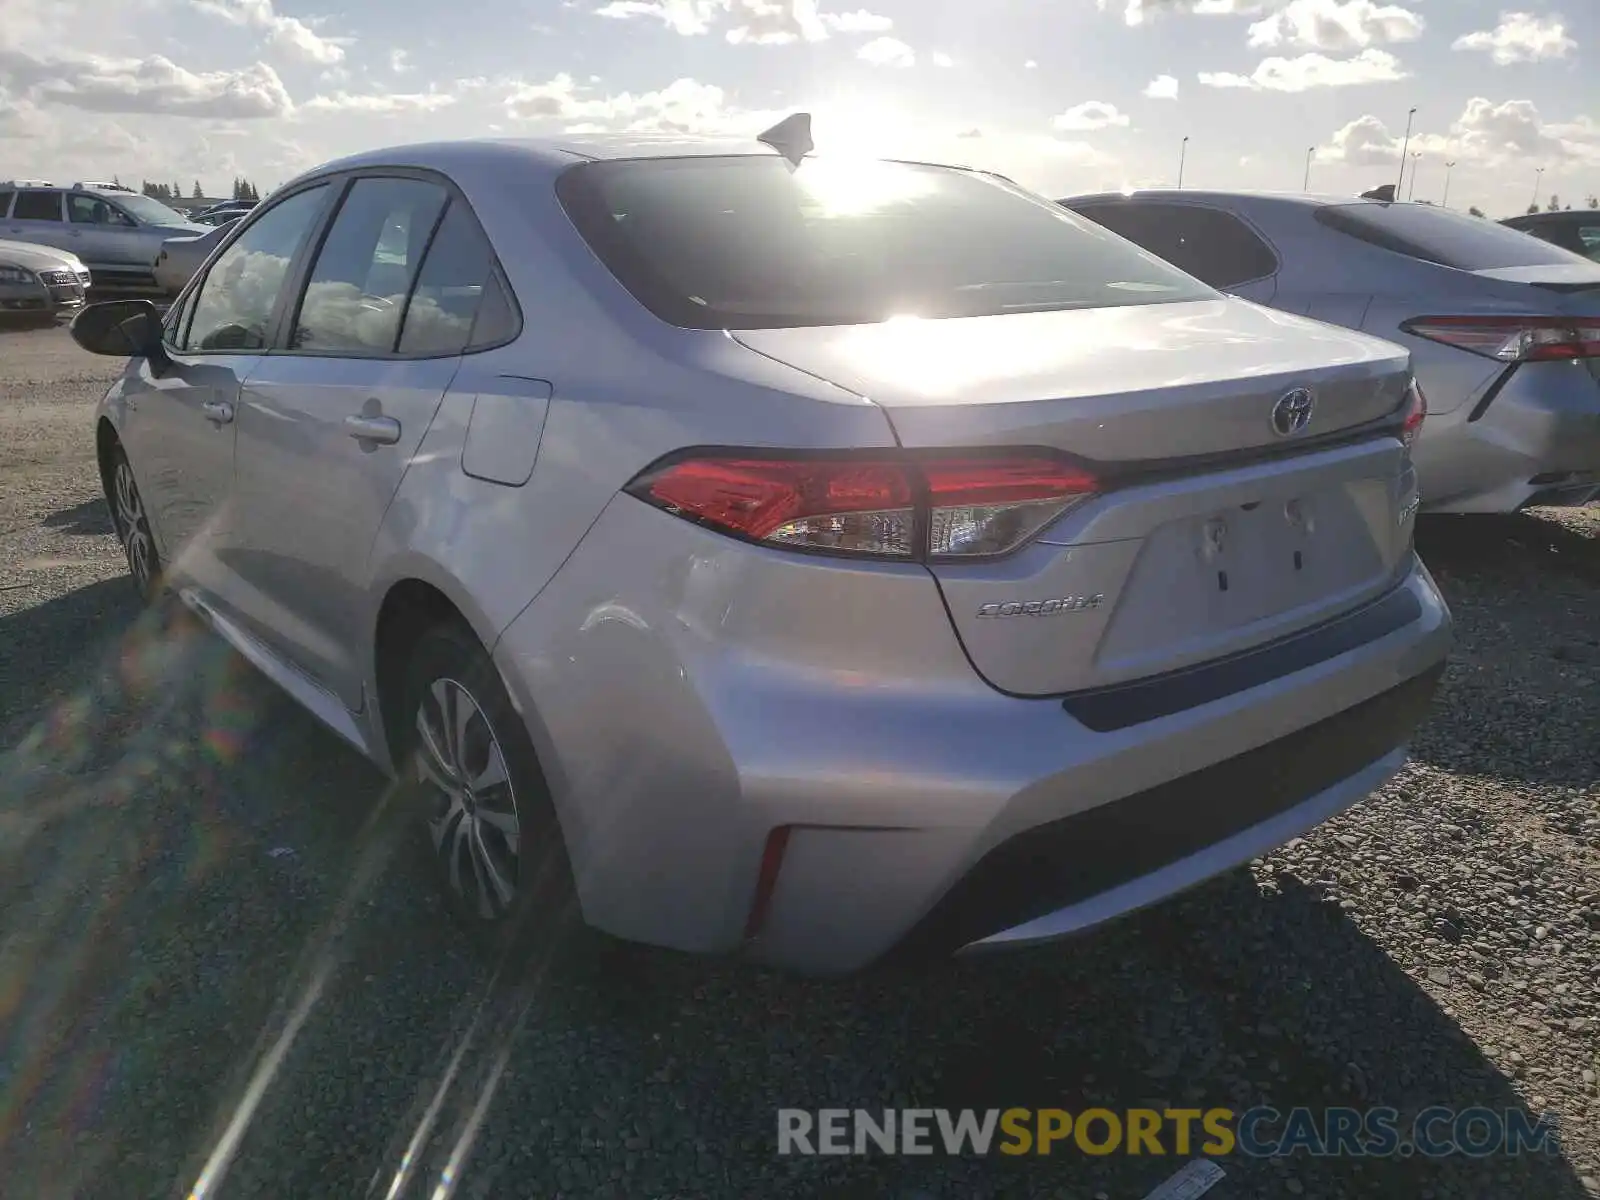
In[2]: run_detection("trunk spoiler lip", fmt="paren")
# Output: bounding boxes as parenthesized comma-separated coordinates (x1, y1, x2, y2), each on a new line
(1471, 263, 1600, 291)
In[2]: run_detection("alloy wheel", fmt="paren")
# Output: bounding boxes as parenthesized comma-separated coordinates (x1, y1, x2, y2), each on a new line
(112, 458, 156, 595)
(414, 676, 522, 920)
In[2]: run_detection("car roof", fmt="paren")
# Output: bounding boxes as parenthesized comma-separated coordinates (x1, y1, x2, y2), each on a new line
(294, 134, 791, 179)
(276, 131, 977, 195)
(1505, 210, 1594, 223)
(1060, 188, 1366, 209)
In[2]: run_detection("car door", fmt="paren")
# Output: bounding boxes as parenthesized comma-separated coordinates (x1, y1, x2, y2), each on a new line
(228, 172, 502, 710)
(5, 190, 70, 253)
(65, 192, 140, 269)
(116, 183, 334, 604)
(1071, 200, 1281, 304)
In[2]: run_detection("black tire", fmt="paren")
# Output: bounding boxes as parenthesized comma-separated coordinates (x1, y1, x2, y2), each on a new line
(104, 443, 162, 604)
(397, 622, 576, 951)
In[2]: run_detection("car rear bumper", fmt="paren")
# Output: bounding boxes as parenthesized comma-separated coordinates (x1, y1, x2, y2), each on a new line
(1414, 359, 1600, 513)
(493, 497, 1452, 975)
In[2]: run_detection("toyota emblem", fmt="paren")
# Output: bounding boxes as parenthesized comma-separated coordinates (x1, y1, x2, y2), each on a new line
(1271, 388, 1315, 438)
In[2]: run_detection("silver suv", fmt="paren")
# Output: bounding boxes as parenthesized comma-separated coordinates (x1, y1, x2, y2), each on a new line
(0, 181, 204, 289)
(68, 132, 1451, 975)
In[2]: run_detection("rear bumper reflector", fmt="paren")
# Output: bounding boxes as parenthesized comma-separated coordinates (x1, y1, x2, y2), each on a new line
(743, 825, 792, 939)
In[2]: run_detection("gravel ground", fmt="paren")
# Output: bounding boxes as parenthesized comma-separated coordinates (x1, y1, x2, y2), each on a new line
(0, 320, 1596, 1200)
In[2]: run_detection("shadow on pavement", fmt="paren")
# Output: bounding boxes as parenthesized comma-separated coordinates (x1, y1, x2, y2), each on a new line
(1417, 511, 1599, 586)
(1408, 512, 1600, 791)
(0, 578, 1589, 1199)
(42, 498, 113, 537)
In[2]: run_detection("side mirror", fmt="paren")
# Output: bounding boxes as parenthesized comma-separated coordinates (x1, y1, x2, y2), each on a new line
(69, 299, 168, 365)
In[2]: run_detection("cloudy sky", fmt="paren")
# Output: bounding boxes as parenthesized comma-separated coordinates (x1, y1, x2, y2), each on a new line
(1, 0, 1595, 215)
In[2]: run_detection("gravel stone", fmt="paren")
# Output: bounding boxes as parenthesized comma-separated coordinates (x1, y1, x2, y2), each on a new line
(1, 325, 1597, 1198)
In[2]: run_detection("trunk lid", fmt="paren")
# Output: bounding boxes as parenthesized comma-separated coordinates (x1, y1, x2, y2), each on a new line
(732, 298, 1409, 462)
(735, 298, 1418, 697)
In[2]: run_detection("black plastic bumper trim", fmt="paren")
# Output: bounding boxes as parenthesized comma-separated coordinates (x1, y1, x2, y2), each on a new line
(893, 662, 1445, 960)
(1061, 583, 1422, 733)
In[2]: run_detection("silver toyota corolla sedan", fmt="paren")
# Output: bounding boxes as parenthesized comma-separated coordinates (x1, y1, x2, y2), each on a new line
(1060, 191, 1600, 513)
(70, 128, 1451, 974)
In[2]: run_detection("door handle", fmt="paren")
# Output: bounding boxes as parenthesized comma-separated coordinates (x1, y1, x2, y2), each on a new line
(201, 399, 234, 425)
(345, 414, 401, 445)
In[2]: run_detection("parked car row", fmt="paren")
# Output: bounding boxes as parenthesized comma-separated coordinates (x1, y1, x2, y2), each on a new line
(69, 122, 1456, 973)
(1058, 190, 1600, 513)
(0, 179, 204, 292)
(1502, 208, 1600, 262)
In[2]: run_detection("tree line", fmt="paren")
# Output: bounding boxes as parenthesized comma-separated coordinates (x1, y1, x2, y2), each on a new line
(115, 177, 265, 202)
(1524, 195, 1600, 216)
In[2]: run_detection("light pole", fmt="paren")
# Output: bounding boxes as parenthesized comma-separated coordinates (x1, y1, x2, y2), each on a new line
(1396, 106, 1417, 197)
(1408, 152, 1421, 201)
(1178, 136, 1189, 189)
(1532, 167, 1545, 210)
(1442, 160, 1457, 208)
(1304, 146, 1315, 191)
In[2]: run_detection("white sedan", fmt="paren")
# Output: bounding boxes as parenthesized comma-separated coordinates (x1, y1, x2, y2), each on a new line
(153, 219, 237, 294)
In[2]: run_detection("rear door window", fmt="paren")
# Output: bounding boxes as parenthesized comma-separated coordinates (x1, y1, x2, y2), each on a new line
(0, 191, 13, 217)
(289, 176, 449, 354)
(1315, 203, 1586, 269)
(556, 155, 1214, 330)
(395, 198, 504, 355)
(1071, 202, 1279, 288)
(13, 191, 63, 221)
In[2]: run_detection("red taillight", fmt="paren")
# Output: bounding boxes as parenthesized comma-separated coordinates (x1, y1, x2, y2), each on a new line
(1400, 378, 1426, 451)
(1402, 316, 1600, 363)
(627, 452, 1098, 560)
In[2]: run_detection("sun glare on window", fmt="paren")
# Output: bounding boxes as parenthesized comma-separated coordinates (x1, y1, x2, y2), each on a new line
(791, 158, 937, 218)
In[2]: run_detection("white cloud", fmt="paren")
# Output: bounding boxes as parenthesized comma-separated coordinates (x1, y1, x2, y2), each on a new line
(594, 0, 723, 35)
(1024, 60, 1038, 69)
(956, 127, 982, 139)
(593, 0, 885, 43)
(389, 49, 411, 74)
(822, 8, 892, 33)
(931, 51, 954, 68)
(1453, 12, 1576, 66)
(857, 36, 914, 67)
(1247, 0, 1424, 52)
(190, 0, 348, 65)
(0, 47, 293, 118)
(1101, 0, 1271, 25)
(1321, 98, 1600, 170)
(502, 73, 760, 135)
(1143, 74, 1179, 99)
(1451, 97, 1597, 164)
(1051, 101, 1131, 132)
(725, 0, 827, 44)
(1322, 113, 1405, 167)
(1199, 48, 1406, 92)
(302, 91, 456, 114)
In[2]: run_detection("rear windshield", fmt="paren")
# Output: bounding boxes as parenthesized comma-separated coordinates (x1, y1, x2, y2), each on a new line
(556, 155, 1216, 329)
(1315, 202, 1587, 271)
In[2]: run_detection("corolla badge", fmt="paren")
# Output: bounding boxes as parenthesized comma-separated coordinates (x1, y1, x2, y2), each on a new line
(976, 595, 1105, 618)
(1270, 387, 1316, 438)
